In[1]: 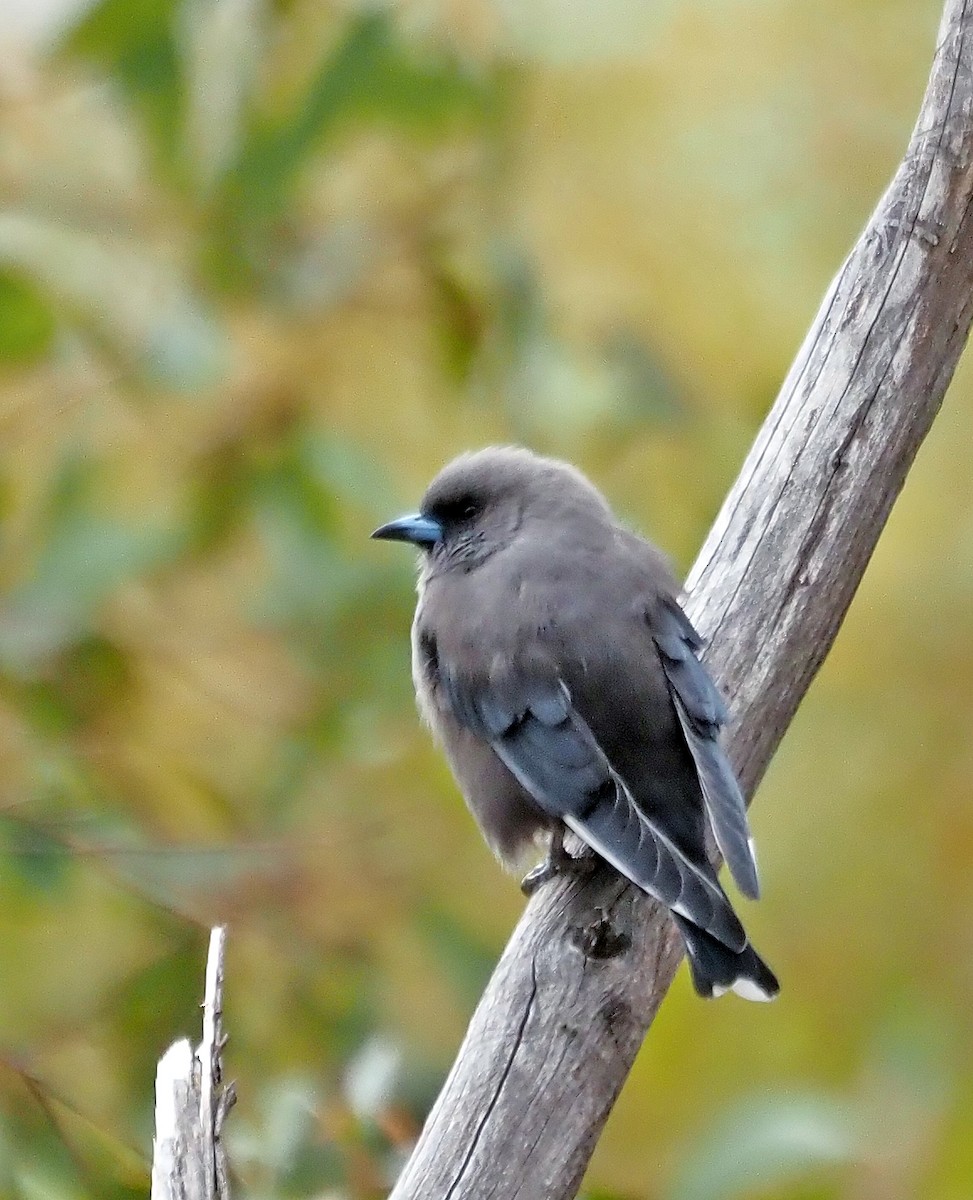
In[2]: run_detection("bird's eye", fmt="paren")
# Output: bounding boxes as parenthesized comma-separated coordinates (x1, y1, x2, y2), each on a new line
(435, 496, 479, 523)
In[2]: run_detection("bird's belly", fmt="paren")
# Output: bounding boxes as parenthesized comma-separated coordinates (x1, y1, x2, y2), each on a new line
(441, 723, 553, 869)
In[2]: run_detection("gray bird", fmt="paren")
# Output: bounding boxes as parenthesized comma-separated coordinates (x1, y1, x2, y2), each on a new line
(372, 446, 778, 1001)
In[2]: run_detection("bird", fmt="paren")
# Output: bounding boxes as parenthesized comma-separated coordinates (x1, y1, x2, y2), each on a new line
(372, 446, 778, 1001)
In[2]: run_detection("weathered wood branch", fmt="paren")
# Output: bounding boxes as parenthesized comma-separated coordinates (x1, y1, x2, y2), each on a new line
(388, 2, 973, 1197)
(152, 927, 234, 1200)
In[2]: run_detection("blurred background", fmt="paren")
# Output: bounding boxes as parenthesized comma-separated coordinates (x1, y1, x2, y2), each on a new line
(1, 0, 971, 1197)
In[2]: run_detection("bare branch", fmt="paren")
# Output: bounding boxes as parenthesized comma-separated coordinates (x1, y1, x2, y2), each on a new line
(388, 2, 973, 1197)
(152, 927, 233, 1200)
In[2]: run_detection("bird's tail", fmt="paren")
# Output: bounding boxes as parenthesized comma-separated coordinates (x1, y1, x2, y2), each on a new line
(673, 914, 779, 1002)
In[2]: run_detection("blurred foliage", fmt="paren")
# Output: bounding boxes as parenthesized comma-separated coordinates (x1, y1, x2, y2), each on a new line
(1, 0, 972, 1197)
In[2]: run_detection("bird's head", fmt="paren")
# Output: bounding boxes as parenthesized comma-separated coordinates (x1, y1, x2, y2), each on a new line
(371, 445, 611, 569)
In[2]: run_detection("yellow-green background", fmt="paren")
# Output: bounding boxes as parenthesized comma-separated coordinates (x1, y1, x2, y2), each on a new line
(1, 1, 971, 1197)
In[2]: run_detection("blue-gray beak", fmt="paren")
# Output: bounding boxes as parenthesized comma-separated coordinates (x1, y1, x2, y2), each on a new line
(370, 512, 443, 547)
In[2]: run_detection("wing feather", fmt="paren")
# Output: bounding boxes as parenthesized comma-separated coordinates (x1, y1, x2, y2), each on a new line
(653, 599, 760, 899)
(440, 667, 746, 950)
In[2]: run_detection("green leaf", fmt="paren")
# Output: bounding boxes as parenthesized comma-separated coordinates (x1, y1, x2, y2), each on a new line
(414, 902, 497, 1007)
(600, 328, 687, 425)
(227, 12, 392, 225)
(176, 0, 267, 193)
(0, 454, 178, 674)
(0, 272, 56, 363)
(250, 431, 409, 632)
(302, 433, 403, 521)
(62, 0, 183, 163)
(426, 248, 490, 383)
(0, 214, 226, 389)
(229, 1076, 346, 1194)
(5, 636, 136, 734)
(214, 10, 496, 278)
(498, 0, 677, 65)
(103, 837, 284, 913)
(52, 636, 134, 727)
(7, 1084, 150, 1200)
(0, 1093, 92, 1200)
(182, 442, 253, 555)
(96, 931, 213, 1106)
(0, 512, 173, 674)
(668, 1093, 859, 1200)
(0, 816, 73, 894)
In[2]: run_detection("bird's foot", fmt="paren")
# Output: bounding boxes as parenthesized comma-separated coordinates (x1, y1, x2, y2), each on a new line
(520, 859, 558, 896)
(520, 838, 595, 896)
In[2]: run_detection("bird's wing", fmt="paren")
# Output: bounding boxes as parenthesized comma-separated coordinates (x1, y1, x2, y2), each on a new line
(440, 666, 746, 950)
(651, 597, 760, 899)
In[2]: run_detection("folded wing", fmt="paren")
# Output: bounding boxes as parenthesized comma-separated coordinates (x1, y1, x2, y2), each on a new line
(440, 666, 746, 951)
(652, 598, 760, 899)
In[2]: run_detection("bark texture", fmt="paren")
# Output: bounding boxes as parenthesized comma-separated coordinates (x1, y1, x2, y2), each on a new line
(152, 928, 234, 1200)
(389, 2, 973, 1196)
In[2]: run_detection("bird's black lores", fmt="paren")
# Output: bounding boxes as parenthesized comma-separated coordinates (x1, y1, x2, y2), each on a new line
(372, 446, 778, 1001)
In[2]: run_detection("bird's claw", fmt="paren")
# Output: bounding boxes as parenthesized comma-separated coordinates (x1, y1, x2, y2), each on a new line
(521, 859, 559, 896)
(521, 845, 595, 896)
